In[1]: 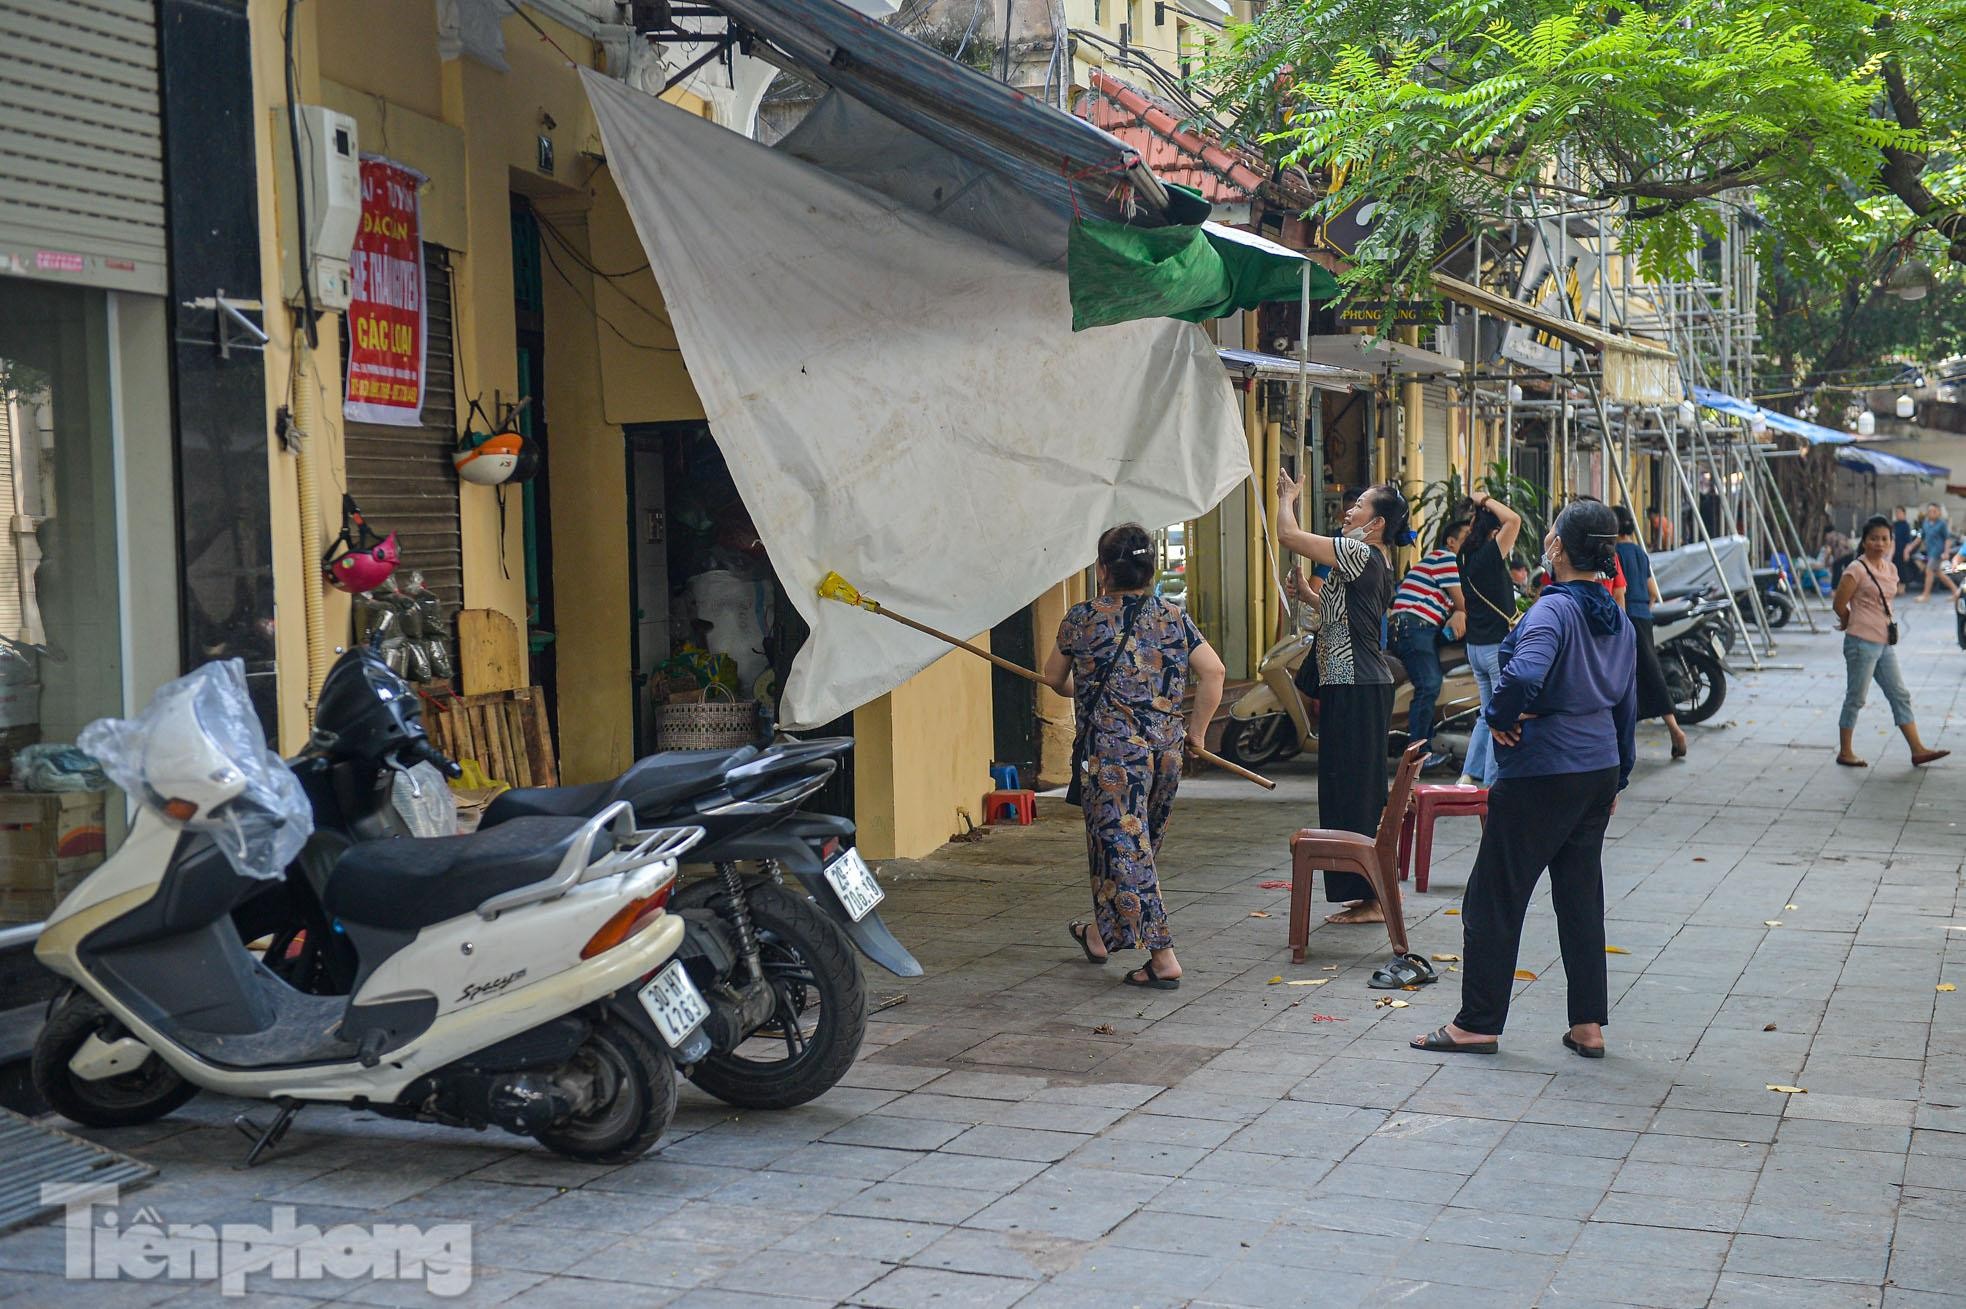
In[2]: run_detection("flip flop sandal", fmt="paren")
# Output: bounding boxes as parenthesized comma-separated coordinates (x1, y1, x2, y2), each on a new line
(1411, 1026, 1497, 1054)
(1562, 1033, 1606, 1059)
(1123, 959, 1180, 990)
(1369, 952, 1439, 990)
(1069, 922, 1108, 966)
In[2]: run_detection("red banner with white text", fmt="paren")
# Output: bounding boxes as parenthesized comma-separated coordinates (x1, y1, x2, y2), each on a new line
(343, 158, 426, 426)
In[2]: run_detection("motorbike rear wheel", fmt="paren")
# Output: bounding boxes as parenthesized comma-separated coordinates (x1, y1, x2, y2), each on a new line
(1219, 715, 1299, 769)
(32, 991, 199, 1129)
(533, 1014, 677, 1164)
(687, 882, 867, 1111)
(1762, 591, 1793, 629)
(1664, 645, 1727, 726)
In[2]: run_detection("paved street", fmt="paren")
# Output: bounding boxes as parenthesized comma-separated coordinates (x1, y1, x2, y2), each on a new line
(3, 604, 1963, 1307)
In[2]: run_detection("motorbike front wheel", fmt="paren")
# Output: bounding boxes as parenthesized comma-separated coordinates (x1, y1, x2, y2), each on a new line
(1219, 715, 1299, 769)
(533, 1014, 677, 1164)
(32, 991, 199, 1129)
(1664, 645, 1727, 725)
(688, 882, 867, 1111)
(1762, 591, 1793, 629)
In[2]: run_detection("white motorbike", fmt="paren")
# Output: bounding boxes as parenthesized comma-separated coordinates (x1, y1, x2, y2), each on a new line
(32, 662, 711, 1165)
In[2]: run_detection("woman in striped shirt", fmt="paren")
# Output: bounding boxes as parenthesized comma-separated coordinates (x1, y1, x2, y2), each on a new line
(1388, 519, 1469, 770)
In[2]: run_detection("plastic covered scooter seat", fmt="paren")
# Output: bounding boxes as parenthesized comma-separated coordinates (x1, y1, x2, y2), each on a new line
(324, 817, 591, 928)
(480, 746, 759, 828)
(1650, 599, 1694, 624)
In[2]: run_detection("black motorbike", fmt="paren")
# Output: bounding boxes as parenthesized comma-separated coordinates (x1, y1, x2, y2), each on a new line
(1651, 593, 1730, 725)
(239, 649, 916, 1112)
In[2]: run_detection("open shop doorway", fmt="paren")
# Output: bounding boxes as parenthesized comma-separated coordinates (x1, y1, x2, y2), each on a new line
(624, 422, 853, 819)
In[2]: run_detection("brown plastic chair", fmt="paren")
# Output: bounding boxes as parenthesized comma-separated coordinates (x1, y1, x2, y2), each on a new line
(1287, 741, 1423, 962)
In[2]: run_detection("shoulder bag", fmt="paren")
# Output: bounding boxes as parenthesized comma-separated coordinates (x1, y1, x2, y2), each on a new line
(1862, 560, 1899, 645)
(1469, 570, 1523, 633)
(1065, 597, 1147, 807)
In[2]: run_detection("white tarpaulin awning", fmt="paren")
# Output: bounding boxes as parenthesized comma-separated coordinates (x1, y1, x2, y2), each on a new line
(583, 71, 1252, 728)
(1650, 536, 1752, 594)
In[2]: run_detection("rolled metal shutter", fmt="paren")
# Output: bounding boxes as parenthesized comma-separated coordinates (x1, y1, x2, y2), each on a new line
(0, 0, 167, 294)
(1421, 380, 1452, 493)
(343, 244, 463, 612)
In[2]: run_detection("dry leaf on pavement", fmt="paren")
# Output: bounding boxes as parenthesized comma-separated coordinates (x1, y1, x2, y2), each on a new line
(1786, 904, 1799, 911)
(1267, 976, 1284, 985)
(1764, 1023, 1778, 1032)
(1766, 1085, 1808, 1094)
(1286, 979, 1329, 987)
(1940, 984, 1958, 993)
(1257, 880, 1290, 890)
(1431, 953, 1460, 962)
(1444, 908, 1461, 916)
(1249, 911, 1272, 919)
(1764, 921, 1783, 927)
(1605, 946, 1630, 955)
(1514, 969, 1538, 981)
(1092, 1024, 1116, 1035)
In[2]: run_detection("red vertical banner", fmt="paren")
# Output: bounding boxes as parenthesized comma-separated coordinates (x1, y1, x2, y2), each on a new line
(343, 158, 426, 426)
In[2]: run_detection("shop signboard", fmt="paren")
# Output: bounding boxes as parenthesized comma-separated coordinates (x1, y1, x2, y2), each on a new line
(344, 158, 426, 426)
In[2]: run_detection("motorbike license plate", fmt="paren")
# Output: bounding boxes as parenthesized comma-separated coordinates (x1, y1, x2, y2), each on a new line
(823, 847, 884, 922)
(638, 962, 710, 1048)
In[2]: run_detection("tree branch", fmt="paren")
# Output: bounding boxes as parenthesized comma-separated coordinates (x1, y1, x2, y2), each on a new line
(1876, 56, 1966, 263)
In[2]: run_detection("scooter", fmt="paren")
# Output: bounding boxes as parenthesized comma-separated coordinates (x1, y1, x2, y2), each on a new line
(241, 649, 914, 1113)
(1652, 593, 1731, 724)
(33, 661, 709, 1165)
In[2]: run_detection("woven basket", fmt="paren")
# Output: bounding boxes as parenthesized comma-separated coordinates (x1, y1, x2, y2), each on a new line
(656, 686, 758, 751)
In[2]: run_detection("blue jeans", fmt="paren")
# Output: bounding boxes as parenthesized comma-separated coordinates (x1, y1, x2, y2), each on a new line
(1390, 618, 1444, 748)
(1464, 641, 1504, 783)
(1841, 635, 1914, 730)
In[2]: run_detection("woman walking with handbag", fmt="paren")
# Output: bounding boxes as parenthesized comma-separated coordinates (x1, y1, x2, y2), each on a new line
(1412, 501, 1636, 1058)
(1833, 515, 1947, 768)
(1456, 490, 1523, 787)
(1043, 524, 1227, 988)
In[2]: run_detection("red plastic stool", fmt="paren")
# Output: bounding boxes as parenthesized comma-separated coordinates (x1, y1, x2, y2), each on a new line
(1396, 783, 1488, 892)
(984, 789, 1036, 825)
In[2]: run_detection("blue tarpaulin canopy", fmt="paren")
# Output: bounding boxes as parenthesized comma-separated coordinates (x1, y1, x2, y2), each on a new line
(1836, 446, 1951, 479)
(1692, 386, 1856, 446)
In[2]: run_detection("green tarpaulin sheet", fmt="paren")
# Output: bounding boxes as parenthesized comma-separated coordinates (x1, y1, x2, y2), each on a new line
(1068, 217, 1341, 331)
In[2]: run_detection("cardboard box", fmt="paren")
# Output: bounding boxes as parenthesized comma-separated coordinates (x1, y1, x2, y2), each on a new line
(0, 855, 100, 923)
(0, 790, 107, 862)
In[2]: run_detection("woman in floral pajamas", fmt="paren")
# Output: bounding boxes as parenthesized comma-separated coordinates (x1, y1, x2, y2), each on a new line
(1042, 524, 1227, 989)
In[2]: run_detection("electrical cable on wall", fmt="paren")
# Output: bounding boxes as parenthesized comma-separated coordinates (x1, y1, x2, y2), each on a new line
(283, 0, 319, 348)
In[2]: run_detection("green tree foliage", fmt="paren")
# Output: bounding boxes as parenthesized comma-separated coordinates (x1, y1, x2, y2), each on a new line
(1201, 0, 1965, 304)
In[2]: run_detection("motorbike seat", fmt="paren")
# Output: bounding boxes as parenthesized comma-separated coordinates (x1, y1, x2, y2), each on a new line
(480, 746, 760, 828)
(323, 817, 593, 929)
(1651, 599, 1694, 624)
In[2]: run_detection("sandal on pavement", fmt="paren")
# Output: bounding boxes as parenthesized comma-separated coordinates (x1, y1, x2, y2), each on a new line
(1369, 952, 1439, 990)
(1835, 755, 1868, 768)
(1562, 1033, 1606, 1060)
(1069, 922, 1108, 966)
(1122, 958, 1180, 990)
(1912, 749, 1950, 767)
(1411, 1026, 1497, 1055)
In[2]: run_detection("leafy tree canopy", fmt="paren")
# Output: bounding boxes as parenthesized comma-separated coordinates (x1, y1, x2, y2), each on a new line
(1202, 0, 1966, 313)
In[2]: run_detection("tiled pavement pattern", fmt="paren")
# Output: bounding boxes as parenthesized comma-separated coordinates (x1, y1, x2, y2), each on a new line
(2, 611, 1962, 1307)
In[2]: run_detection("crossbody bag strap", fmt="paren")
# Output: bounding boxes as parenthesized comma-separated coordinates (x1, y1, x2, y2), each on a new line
(1863, 559, 1894, 620)
(1470, 577, 1522, 631)
(1081, 597, 1148, 724)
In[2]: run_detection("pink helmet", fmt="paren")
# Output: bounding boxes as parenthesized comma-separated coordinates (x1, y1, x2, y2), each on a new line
(322, 496, 401, 594)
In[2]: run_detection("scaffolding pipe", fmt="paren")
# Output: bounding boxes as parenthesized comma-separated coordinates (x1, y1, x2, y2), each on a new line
(1652, 406, 1762, 668)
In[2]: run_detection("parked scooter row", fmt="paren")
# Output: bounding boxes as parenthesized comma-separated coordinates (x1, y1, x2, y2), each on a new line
(1650, 592, 1731, 724)
(32, 649, 915, 1166)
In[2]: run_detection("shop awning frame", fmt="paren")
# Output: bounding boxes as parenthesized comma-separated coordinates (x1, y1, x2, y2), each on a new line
(1691, 385, 1856, 446)
(1838, 446, 1951, 479)
(701, 0, 1188, 226)
(1432, 272, 1675, 361)
(1218, 347, 1368, 391)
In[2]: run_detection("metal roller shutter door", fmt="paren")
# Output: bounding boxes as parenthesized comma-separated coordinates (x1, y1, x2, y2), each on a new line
(0, 0, 167, 294)
(343, 243, 463, 612)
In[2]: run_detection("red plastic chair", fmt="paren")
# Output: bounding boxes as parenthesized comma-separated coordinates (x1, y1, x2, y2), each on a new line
(1287, 742, 1423, 963)
(983, 790, 1036, 825)
(1396, 783, 1489, 893)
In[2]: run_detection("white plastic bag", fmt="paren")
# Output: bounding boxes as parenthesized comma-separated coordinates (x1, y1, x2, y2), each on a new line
(78, 660, 312, 880)
(392, 761, 458, 838)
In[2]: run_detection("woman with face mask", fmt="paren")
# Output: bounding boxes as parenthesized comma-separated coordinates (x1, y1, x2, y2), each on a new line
(1411, 500, 1636, 1058)
(1276, 473, 1410, 927)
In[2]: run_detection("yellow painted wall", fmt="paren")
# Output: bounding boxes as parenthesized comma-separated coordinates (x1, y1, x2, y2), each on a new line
(254, 3, 998, 846)
(854, 642, 996, 860)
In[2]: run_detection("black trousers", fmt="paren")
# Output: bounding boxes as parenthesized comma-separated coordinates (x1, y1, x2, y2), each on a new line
(1629, 615, 1673, 722)
(1455, 767, 1619, 1034)
(1316, 683, 1393, 903)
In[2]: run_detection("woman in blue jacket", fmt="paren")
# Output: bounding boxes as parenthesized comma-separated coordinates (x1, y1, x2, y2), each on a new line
(1413, 500, 1636, 1059)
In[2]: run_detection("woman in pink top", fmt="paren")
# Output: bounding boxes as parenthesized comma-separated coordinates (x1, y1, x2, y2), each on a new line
(1832, 516, 1947, 768)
